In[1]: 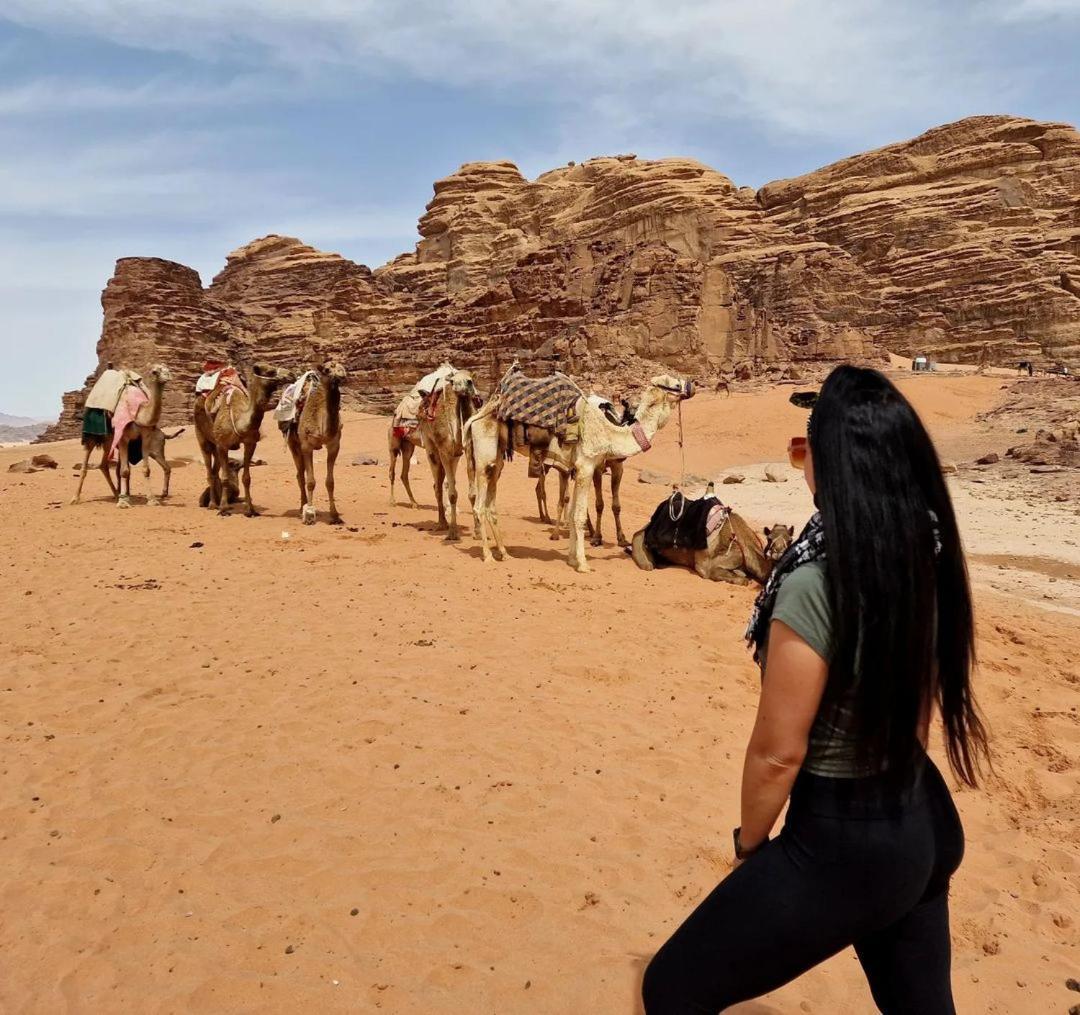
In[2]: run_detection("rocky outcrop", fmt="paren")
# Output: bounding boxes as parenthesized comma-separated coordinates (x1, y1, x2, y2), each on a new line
(42, 116, 1080, 440)
(760, 115, 1080, 366)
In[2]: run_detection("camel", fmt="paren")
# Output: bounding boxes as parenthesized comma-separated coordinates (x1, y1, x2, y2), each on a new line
(195, 362, 292, 516)
(388, 424, 423, 508)
(630, 506, 793, 584)
(466, 374, 693, 569)
(113, 364, 174, 508)
(418, 369, 479, 541)
(284, 360, 347, 525)
(200, 457, 240, 507)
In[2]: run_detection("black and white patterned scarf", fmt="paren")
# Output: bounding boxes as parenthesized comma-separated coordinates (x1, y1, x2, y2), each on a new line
(744, 511, 827, 660)
(744, 509, 943, 661)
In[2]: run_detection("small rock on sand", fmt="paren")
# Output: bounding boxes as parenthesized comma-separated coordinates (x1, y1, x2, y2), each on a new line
(637, 469, 672, 485)
(352, 454, 379, 466)
(31, 454, 58, 469)
(7, 460, 41, 474)
(975, 452, 1000, 465)
(763, 466, 788, 484)
(941, 462, 958, 474)
(721, 473, 745, 484)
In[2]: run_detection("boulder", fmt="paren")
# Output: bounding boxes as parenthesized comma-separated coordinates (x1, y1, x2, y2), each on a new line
(975, 452, 1000, 465)
(637, 469, 673, 485)
(30, 454, 58, 469)
(8, 460, 40, 474)
(764, 465, 789, 483)
(721, 473, 745, 484)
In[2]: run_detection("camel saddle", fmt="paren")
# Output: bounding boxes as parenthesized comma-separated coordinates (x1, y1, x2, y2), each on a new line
(642, 492, 729, 556)
(497, 370, 583, 431)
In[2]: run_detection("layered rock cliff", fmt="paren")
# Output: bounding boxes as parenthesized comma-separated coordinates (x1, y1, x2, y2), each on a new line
(42, 115, 1080, 440)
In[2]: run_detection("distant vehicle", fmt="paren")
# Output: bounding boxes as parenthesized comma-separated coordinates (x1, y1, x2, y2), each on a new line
(912, 355, 932, 372)
(1048, 362, 1072, 376)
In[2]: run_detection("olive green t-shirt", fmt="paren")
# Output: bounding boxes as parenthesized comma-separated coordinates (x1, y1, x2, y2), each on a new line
(761, 560, 871, 778)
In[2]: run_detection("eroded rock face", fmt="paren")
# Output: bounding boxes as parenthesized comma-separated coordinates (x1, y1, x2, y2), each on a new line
(42, 116, 1080, 440)
(760, 115, 1080, 366)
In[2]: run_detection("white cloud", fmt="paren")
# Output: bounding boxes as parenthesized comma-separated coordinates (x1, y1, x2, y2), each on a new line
(0, 72, 285, 114)
(1, 0, 1026, 140)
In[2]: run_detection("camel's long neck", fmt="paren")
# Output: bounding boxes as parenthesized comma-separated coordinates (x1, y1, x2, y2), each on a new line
(138, 379, 165, 427)
(238, 379, 271, 433)
(323, 379, 341, 434)
(598, 396, 674, 459)
(445, 389, 467, 442)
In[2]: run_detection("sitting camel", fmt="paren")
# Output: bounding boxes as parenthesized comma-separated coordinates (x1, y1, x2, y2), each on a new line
(200, 457, 240, 507)
(630, 505, 793, 584)
(466, 374, 693, 569)
(195, 362, 292, 516)
(283, 360, 347, 525)
(418, 369, 479, 541)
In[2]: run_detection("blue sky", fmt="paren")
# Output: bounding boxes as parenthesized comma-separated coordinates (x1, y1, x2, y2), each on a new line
(1, 1, 1078, 418)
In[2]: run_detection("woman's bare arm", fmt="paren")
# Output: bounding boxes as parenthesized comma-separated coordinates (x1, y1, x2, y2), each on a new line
(738, 620, 830, 852)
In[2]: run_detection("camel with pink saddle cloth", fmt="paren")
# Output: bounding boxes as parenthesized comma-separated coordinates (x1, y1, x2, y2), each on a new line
(72, 364, 183, 506)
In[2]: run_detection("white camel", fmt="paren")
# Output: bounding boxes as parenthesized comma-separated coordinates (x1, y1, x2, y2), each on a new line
(465, 374, 693, 569)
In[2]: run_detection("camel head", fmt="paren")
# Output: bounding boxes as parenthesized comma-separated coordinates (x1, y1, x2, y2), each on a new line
(763, 524, 794, 562)
(147, 363, 172, 385)
(318, 359, 348, 386)
(247, 362, 293, 405)
(631, 374, 694, 428)
(447, 369, 478, 400)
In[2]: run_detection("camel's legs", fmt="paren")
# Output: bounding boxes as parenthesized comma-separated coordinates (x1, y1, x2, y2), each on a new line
(388, 434, 400, 506)
(428, 451, 447, 531)
(241, 442, 259, 518)
(473, 459, 495, 562)
(325, 433, 342, 525)
(200, 438, 220, 509)
(146, 431, 172, 501)
(549, 468, 571, 540)
(444, 454, 461, 542)
(302, 447, 318, 524)
(288, 436, 306, 517)
(485, 455, 509, 559)
(568, 462, 595, 573)
(399, 441, 419, 508)
(216, 446, 235, 516)
(71, 442, 95, 505)
(696, 556, 749, 585)
(117, 436, 132, 508)
(610, 461, 628, 547)
(99, 442, 119, 500)
(536, 471, 550, 524)
(590, 468, 605, 547)
(138, 429, 161, 506)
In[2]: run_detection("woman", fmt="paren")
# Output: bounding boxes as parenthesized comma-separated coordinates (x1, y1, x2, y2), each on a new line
(642, 365, 988, 1014)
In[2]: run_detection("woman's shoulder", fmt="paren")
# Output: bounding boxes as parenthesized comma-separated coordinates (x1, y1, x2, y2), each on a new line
(772, 561, 832, 659)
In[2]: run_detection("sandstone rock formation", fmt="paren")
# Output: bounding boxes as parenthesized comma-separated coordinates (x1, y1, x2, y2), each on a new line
(41, 115, 1080, 440)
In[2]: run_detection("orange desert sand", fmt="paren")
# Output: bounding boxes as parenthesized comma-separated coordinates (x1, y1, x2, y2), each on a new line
(1, 370, 1077, 1014)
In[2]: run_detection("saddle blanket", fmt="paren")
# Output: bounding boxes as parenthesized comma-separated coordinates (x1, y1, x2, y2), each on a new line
(201, 368, 246, 412)
(496, 371, 583, 430)
(109, 384, 150, 461)
(85, 368, 142, 413)
(644, 491, 723, 554)
(274, 370, 319, 425)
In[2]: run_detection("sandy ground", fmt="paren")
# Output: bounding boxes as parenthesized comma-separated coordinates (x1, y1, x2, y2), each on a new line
(1, 371, 1077, 1014)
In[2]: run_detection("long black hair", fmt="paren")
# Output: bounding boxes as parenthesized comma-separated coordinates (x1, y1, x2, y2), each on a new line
(810, 365, 988, 787)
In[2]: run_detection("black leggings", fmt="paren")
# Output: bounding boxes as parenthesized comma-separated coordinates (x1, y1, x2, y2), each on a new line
(642, 759, 964, 1014)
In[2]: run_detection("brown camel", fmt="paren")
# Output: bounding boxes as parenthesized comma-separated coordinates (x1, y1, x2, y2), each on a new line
(630, 506, 794, 584)
(418, 369, 479, 542)
(200, 457, 240, 507)
(284, 360, 347, 525)
(108, 364, 173, 508)
(388, 424, 423, 507)
(195, 362, 292, 516)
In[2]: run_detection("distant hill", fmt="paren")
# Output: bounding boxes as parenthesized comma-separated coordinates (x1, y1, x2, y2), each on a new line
(0, 414, 51, 444)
